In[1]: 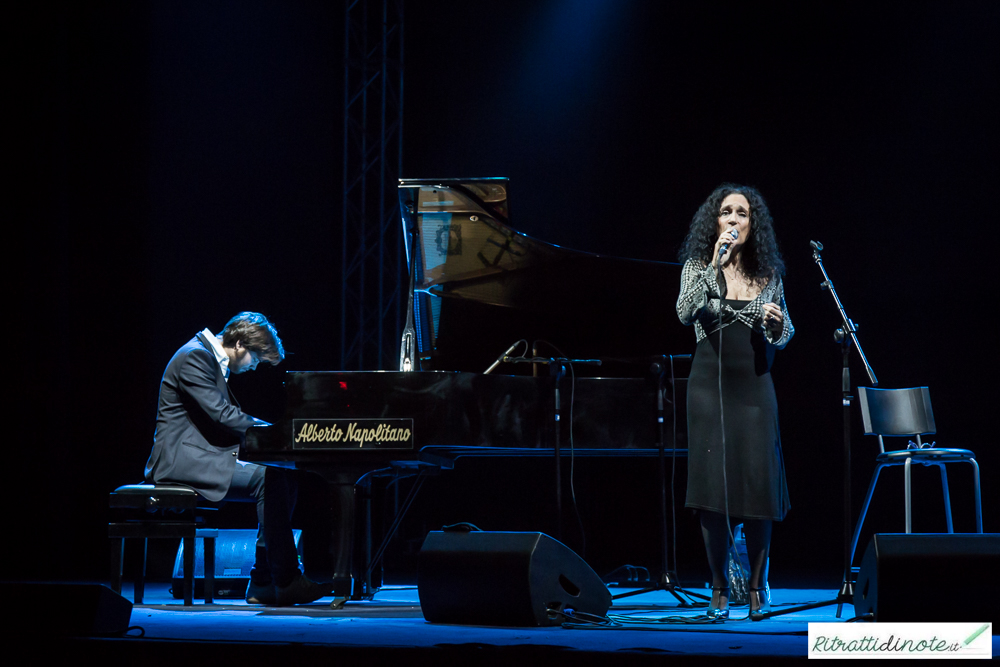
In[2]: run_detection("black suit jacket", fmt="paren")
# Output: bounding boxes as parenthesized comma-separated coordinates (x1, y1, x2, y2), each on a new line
(144, 332, 256, 501)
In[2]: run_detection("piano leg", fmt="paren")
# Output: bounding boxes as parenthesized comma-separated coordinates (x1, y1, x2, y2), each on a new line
(296, 466, 362, 598)
(353, 474, 380, 600)
(300, 463, 439, 601)
(352, 463, 441, 600)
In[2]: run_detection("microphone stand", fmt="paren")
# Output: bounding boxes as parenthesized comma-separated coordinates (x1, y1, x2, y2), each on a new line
(610, 354, 708, 607)
(754, 240, 877, 621)
(504, 355, 599, 542)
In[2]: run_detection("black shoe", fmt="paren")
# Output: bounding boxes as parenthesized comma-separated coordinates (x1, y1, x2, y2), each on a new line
(274, 573, 335, 606)
(246, 580, 276, 605)
(707, 586, 730, 620)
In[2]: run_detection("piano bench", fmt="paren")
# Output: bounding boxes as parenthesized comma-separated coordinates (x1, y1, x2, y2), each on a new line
(108, 484, 218, 606)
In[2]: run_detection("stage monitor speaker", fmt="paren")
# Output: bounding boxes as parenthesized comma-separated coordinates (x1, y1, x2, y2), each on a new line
(854, 533, 1000, 623)
(171, 528, 303, 599)
(417, 530, 611, 627)
(1, 583, 132, 636)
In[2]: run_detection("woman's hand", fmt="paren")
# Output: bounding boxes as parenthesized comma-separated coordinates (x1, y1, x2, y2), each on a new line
(712, 229, 739, 268)
(762, 303, 783, 334)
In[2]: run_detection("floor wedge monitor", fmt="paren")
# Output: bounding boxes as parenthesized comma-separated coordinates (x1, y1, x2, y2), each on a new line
(418, 530, 611, 626)
(854, 533, 1000, 623)
(1, 583, 133, 636)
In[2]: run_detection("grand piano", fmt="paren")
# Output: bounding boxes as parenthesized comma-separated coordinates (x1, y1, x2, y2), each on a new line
(244, 178, 692, 599)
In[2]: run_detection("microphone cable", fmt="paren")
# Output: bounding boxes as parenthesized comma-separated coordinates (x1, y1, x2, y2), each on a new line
(534, 338, 585, 557)
(668, 354, 680, 579)
(715, 279, 751, 614)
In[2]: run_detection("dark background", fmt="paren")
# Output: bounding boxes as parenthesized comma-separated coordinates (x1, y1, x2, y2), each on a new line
(12, 1, 997, 588)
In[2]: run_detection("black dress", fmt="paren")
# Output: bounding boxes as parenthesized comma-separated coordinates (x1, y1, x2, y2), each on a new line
(685, 299, 790, 521)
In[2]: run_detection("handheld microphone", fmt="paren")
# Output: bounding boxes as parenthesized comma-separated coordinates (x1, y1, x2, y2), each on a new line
(718, 228, 739, 259)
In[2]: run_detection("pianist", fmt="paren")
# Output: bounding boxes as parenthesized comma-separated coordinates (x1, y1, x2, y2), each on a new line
(143, 311, 332, 606)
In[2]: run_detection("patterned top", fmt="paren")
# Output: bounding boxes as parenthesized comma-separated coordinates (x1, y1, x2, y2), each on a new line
(676, 258, 794, 348)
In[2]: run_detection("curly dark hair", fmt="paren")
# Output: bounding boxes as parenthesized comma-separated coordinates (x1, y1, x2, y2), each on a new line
(678, 184, 785, 282)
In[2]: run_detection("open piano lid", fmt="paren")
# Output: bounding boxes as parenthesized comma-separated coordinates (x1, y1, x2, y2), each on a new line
(398, 178, 688, 374)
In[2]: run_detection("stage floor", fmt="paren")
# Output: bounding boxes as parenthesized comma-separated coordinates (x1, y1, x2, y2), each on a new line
(49, 583, 868, 662)
(37, 582, 999, 663)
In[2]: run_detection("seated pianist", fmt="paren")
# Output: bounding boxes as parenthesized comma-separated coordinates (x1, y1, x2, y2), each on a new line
(142, 311, 332, 606)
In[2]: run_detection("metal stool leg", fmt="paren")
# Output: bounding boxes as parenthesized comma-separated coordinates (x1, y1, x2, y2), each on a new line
(970, 459, 983, 533)
(938, 464, 954, 533)
(849, 464, 885, 568)
(904, 457, 913, 533)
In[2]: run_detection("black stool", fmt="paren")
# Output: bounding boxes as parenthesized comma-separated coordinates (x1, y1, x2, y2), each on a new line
(109, 484, 217, 605)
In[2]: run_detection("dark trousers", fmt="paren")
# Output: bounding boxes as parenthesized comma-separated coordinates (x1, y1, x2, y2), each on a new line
(221, 460, 300, 587)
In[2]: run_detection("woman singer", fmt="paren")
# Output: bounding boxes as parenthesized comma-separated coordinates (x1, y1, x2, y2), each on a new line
(676, 184, 793, 620)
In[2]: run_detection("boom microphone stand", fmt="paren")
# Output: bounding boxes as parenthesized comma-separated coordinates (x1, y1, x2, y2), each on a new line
(754, 240, 878, 620)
